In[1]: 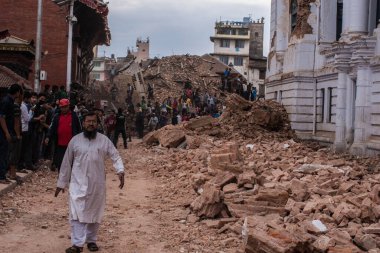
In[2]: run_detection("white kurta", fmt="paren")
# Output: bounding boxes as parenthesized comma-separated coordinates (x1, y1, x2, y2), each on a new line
(57, 133, 124, 223)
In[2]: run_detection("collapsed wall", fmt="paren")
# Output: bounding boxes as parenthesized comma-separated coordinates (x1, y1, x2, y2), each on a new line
(142, 93, 380, 252)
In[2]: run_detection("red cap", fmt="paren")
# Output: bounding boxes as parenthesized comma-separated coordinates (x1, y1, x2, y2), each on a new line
(59, 99, 70, 107)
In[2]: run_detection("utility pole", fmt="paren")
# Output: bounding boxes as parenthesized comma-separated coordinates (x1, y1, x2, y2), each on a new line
(66, 0, 75, 93)
(34, 0, 43, 93)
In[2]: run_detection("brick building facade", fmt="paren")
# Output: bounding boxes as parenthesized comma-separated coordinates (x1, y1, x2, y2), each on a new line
(0, 0, 68, 88)
(0, 0, 110, 90)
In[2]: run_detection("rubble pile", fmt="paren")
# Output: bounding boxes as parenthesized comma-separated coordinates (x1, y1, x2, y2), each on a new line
(142, 54, 236, 102)
(220, 94, 292, 138)
(143, 94, 292, 149)
(141, 95, 380, 252)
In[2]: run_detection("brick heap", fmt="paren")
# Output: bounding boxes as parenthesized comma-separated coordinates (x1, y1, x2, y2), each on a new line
(142, 54, 237, 103)
(142, 94, 380, 252)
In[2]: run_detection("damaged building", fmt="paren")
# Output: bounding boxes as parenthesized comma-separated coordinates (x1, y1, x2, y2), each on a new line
(266, 0, 380, 156)
(0, 0, 111, 89)
(210, 17, 266, 94)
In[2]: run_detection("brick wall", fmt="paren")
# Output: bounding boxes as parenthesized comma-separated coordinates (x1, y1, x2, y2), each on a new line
(0, 0, 68, 89)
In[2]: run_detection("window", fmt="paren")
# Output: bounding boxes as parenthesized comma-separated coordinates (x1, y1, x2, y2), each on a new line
(255, 32, 259, 37)
(321, 88, 325, 122)
(234, 56, 243, 66)
(328, 87, 333, 123)
(290, 0, 298, 32)
(235, 40, 245, 48)
(336, 0, 343, 40)
(220, 39, 230, 48)
(92, 73, 101, 80)
(259, 70, 265, 80)
(93, 61, 101, 67)
(219, 55, 229, 65)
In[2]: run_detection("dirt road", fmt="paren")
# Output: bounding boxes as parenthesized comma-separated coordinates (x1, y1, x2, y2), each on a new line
(0, 140, 240, 253)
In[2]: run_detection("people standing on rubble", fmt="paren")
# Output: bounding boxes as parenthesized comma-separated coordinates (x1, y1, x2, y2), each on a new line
(135, 107, 145, 139)
(141, 96, 147, 113)
(30, 93, 48, 165)
(171, 111, 178, 125)
(158, 110, 168, 128)
(207, 94, 215, 113)
(147, 83, 154, 100)
(55, 111, 125, 253)
(148, 113, 159, 131)
(8, 87, 23, 181)
(125, 110, 134, 142)
(223, 67, 230, 91)
(19, 91, 34, 172)
(242, 82, 248, 100)
(113, 108, 127, 149)
(127, 101, 135, 114)
(251, 87, 257, 101)
(247, 83, 253, 100)
(154, 101, 160, 115)
(127, 83, 133, 98)
(172, 97, 178, 112)
(42, 101, 55, 160)
(45, 99, 81, 172)
(0, 84, 23, 184)
(105, 109, 116, 140)
(94, 109, 105, 134)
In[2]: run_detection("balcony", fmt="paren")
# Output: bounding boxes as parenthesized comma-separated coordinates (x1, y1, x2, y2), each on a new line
(210, 33, 250, 42)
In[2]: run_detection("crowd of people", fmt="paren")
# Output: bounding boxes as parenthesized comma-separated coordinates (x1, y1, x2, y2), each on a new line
(221, 67, 258, 101)
(100, 81, 222, 148)
(0, 75, 260, 184)
(0, 83, 102, 184)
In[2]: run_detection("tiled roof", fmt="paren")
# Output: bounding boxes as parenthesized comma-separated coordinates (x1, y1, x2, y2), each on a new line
(0, 65, 32, 90)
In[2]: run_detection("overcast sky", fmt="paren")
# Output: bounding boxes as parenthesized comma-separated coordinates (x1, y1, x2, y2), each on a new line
(99, 0, 271, 58)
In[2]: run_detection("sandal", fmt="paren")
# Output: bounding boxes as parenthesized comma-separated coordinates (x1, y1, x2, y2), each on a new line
(87, 242, 99, 252)
(65, 245, 83, 253)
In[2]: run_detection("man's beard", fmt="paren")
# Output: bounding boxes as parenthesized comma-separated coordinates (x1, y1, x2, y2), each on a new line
(83, 129, 97, 140)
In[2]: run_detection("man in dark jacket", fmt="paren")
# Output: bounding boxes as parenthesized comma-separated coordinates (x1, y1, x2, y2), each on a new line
(113, 108, 127, 149)
(135, 108, 145, 139)
(0, 84, 23, 184)
(45, 99, 81, 172)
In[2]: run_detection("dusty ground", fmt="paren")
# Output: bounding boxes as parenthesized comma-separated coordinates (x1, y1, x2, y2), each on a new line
(0, 139, 241, 253)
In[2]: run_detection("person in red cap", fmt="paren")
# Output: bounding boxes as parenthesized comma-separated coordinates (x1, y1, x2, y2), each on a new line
(45, 99, 81, 172)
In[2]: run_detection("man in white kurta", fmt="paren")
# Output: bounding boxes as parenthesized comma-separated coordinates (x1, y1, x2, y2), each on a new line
(55, 113, 125, 253)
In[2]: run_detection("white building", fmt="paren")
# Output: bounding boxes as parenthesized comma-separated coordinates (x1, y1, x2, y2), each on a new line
(266, 0, 380, 156)
(210, 17, 266, 91)
(90, 55, 116, 82)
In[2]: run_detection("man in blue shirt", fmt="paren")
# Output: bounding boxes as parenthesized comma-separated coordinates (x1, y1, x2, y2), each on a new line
(0, 83, 23, 184)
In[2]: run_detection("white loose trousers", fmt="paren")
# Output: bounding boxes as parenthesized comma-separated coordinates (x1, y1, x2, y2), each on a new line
(71, 220, 100, 247)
